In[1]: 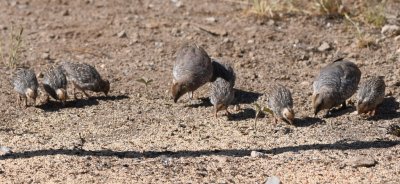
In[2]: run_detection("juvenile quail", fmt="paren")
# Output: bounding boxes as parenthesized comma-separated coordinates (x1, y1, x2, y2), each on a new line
(312, 58, 361, 116)
(12, 68, 39, 107)
(267, 84, 295, 124)
(42, 66, 68, 104)
(209, 60, 235, 117)
(356, 76, 385, 116)
(59, 62, 110, 99)
(172, 42, 213, 103)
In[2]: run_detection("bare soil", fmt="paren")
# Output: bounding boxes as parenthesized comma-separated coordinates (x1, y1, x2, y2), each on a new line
(0, 0, 400, 183)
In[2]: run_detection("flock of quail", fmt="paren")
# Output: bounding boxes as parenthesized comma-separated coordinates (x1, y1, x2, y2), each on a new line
(171, 42, 386, 122)
(13, 42, 386, 123)
(12, 62, 110, 107)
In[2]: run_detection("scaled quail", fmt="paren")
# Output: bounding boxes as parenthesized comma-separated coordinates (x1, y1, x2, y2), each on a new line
(12, 68, 39, 107)
(267, 84, 295, 124)
(209, 59, 235, 117)
(172, 43, 230, 103)
(60, 62, 110, 99)
(42, 66, 68, 104)
(356, 76, 385, 116)
(312, 58, 361, 117)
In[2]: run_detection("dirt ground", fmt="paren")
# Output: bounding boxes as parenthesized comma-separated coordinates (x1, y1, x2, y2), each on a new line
(0, 0, 400, 183)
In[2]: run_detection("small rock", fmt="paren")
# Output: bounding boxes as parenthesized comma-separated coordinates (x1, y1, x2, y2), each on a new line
(381, 25, 400, 37)
(318, 42, 331, 52)
(0, 146, 11, 155)
(42, 52, 50, 60)
(346, 157, 377, 168)
(0, 25, 7, 30)
(117, 30, 127, 38)
(205, 17, 217, 23)
(247, 39, 254, 44)
(250, 150, 265, 158)
(300, 81, 310, 86)
(265, 176, 280, 184)
(267, 19, 275, 26)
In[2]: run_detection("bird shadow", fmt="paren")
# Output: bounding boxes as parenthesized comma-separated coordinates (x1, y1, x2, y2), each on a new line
(293, 117, 325, 127)
(325, 106, 356, 118)
(1, 140, 398, 160)
(229, 108, 257, 121)
(184, 97, 213, 108)
(367, 97, 400, 121)
(36, 95, 129, 112)
(234, 89, 262, 105)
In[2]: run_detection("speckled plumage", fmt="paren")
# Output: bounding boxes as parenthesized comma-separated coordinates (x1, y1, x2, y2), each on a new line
(12, 68, 39, 107)
(43, 66, 68, 103)
(267, 84, 295, 124)
(60, 62, 110, 98)
(357, 76, 385, 115)
(209, 60, 235, 117)
(312, 59, 361, 116)
(172, 43, 213, 102)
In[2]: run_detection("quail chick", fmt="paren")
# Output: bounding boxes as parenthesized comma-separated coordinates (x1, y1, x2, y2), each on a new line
(356, 76, 385, 116)
(209, 60, 235, 117)
(172, 43, 213, 103)
(312, 58, 361, 117)
(12, 68, 39, 107)
(59, 62, 110, 99)
(42, 66, 68, 104)
(267, 84, 295, 124)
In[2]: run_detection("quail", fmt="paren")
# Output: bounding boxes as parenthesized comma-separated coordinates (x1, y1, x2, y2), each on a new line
(266, 84, 295, 124)
(356, 76, 385, 116)
(172, 43, 213, 103)
(209, 60, 235, 117)
(12, 68, 39, 107)
(312, 58, 361, 117)
(59, 62, 110, 99)
(42, 66, 68, 104)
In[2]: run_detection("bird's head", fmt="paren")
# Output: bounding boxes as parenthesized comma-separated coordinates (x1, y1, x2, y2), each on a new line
(282, 107, 295, 124)
(171, 82, 189, 103)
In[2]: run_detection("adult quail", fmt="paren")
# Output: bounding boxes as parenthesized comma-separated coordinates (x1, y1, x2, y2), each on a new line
(42, 66, 68, 104)
(12, 68, 39, 107)
(312, 58, 361, 117)
(209, 60, 235, 117)
(59, 62, 110, 99)
(356, 76, 385, 116)
(266, 84, 295, 124)
(172, 43, 213, 103)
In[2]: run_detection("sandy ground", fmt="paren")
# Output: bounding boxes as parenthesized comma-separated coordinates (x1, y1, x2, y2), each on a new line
(0, 0, 400, 183)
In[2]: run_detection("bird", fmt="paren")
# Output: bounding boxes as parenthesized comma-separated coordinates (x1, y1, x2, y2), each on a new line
(312, 58, 361, 117)
(42, 66, 68, 104)
(266, 84, 295, 124)
(209, 60, 235, 117)
(12, 68, 39, 107)
(171, 42, 213, 103)
(59, 62, 110, 99)
(356, 76, 385, 116)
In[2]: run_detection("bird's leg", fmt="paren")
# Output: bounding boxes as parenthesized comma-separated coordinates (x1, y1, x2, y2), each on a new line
(226, 108, 231, 116)
(323, 110, 331, 118)
(82, 90, 90, 99)
(72, 84, 77, 99)
(273, 116, 278, 124)
(24, 97, 28, 108)
(188, 91, 194, 100)
(17, 94, 21, 107)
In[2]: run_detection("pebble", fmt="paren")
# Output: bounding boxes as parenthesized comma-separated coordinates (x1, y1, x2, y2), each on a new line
(381, 25, 400, 37)
(265, 176, 280, 184)
(318, 42, 331, 52)
(117, 30, 127, 38)
(42, 52, 50, 60)
(346, 157, 377, 168)
(205, 17, 217, 23)
(0, 146, 11, 155)
(395, 35, 400, 41)
(250, 150, 265, 158)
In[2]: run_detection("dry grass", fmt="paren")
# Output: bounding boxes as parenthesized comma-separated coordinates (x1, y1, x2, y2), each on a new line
(361, 1, 387, 28)
(1, 26, 24, 68)
(314, 0, 345, 16)
(344, 13, 375, 48)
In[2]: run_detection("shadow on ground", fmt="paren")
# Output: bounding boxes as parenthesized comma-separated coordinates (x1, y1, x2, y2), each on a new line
(234, 89, 262, 105)
(1, 140, 399, 160)
(36, 95, 129, 112)
(367, 97, 400, 121)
